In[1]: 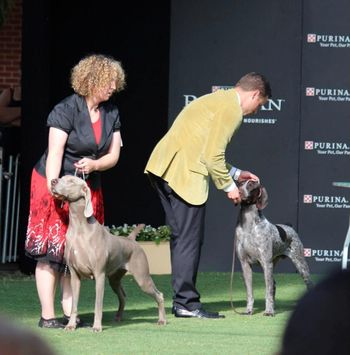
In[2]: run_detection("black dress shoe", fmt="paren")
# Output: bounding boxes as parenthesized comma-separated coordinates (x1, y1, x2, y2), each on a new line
(38, 317, 65, 329)
(172, 306, 225, 319)
(171, 306, 219, 316)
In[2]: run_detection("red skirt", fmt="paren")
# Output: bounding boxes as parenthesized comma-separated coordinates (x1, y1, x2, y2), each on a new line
(25, 169, 104, 267)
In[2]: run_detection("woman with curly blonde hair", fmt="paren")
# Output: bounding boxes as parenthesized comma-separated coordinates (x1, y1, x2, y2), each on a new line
(25, 54, 126, 328)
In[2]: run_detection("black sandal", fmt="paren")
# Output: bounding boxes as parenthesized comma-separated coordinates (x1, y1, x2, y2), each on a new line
(38, 317, 65, 329)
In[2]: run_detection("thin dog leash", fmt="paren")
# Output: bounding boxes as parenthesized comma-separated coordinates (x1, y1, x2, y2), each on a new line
(60, 169, 86, 209)
(229, 230, 246, 315)
(62, 169, 87, 276)
(74, 168, 86, 181)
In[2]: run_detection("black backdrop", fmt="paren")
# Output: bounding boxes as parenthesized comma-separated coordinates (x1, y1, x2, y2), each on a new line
(168, 0, 303, 272)
(298, 0, 350, 272)
(18, 1, 350, 274)
(168, 0, 350, 273)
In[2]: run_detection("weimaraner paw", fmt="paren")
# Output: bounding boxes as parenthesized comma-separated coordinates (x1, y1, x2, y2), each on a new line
(263, 311, 275, 317)
(157, 319, 167, 326)
(64, 325, 77, 331)
(92, 326, 102, 333)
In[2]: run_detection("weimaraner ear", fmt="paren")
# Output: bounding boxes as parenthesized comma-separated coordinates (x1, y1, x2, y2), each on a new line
(82, 185, 94, 218)
(256, 187, 268, 210)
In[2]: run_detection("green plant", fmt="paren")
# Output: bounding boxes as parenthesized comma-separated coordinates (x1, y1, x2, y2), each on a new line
(109, 224, 171, 245)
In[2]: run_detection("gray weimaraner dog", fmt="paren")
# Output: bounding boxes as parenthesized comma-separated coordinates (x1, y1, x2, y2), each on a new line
(51, 175, 166, 332)
(235, 179, 312, 316)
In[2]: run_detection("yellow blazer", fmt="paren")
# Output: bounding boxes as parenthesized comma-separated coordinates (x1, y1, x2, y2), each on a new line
(145, 88, 243, 205)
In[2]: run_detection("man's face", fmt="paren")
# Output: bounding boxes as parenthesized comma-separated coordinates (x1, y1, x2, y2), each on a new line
(245, 91, 268, 116)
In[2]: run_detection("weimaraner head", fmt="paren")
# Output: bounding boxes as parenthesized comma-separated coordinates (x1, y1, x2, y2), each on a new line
(51, 175, 94, 218)
(237, 179, 268, 210)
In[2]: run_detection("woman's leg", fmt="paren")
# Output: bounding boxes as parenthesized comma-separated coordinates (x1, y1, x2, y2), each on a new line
(35, 262, 59, 319)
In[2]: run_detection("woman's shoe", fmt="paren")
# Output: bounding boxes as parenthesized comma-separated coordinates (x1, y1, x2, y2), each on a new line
(38, 317, 65, 329)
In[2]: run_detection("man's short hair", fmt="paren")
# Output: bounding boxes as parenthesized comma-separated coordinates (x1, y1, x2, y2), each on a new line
(235, 72, 272, 98)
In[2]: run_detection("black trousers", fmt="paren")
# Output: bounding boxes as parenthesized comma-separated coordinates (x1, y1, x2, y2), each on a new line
(149, 174, 206, 311)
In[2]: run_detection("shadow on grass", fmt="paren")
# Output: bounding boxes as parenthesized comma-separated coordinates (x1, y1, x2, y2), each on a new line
(207, 298, 298, 316)
(76, 295, 299, 330)
(0, 271, 313, 331)
(74, 310, 166, 330)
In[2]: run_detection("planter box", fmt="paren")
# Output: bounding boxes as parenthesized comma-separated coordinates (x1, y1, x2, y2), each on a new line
(139, 241, 171, 275)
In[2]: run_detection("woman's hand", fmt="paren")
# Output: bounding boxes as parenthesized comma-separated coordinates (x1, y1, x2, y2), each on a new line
(47, 180, 53, 195)
(74, 158, 97, 174)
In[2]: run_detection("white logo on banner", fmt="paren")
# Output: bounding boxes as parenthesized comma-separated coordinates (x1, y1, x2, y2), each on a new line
(305, 87, 315, 96)
(305, 87, 350, 102)
(212, 86, 232, 92)
(307, 33, 350, 48)
(211, 86, 285, 112)
(183, 95, 197, 106)
(303, 194, 350, 209)
(304, 141, 350, 156)
(183, 87, 285, 125)
(242, 97, 284, 125)
(304, 248, 343, 263)
(307, 34, 317, 43)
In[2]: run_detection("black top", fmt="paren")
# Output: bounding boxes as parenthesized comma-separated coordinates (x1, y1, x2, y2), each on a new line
(35, 93, 121, 189)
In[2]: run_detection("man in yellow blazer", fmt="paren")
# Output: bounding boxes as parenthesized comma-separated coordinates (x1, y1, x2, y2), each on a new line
(145, 72, 271, 319)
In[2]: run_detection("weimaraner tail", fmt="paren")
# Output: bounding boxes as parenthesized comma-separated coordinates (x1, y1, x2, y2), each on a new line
(127, 224, 145, 241)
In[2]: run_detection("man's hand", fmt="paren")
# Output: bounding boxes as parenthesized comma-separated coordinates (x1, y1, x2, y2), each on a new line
(238, 170, 259, 183)
(227, 186, 241, 205)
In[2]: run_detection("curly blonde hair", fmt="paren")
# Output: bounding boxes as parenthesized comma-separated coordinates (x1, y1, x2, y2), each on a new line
(70, 54, 126, 97)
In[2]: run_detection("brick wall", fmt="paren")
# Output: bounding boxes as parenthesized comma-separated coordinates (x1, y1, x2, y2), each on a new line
(0, 0, 22, 90)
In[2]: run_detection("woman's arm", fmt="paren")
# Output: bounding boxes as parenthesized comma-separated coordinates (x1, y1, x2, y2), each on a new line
(74, 131, 122, 174)
(46, 127, 68, 191)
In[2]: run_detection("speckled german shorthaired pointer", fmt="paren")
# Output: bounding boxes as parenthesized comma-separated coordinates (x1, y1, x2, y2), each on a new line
(235, 179, 312, 316)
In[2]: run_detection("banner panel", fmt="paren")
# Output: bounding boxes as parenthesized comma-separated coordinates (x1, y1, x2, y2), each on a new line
(299, 0, 350, 272)
(169, 0, 303, 272)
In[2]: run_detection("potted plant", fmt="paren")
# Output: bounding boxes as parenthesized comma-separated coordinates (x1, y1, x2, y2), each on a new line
(109, 224, 171, 274)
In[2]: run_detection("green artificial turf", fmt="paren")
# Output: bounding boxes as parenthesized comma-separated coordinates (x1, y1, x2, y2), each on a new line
(0, 272, 322, 355)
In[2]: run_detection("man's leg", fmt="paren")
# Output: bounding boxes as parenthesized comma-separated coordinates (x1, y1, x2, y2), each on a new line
(150, 175, 205, 310)
(169, 197, 205, 310)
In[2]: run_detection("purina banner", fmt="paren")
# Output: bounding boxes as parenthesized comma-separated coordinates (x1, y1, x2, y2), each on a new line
(169, 0, 350, 273)
(298, 0, 350, 272)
